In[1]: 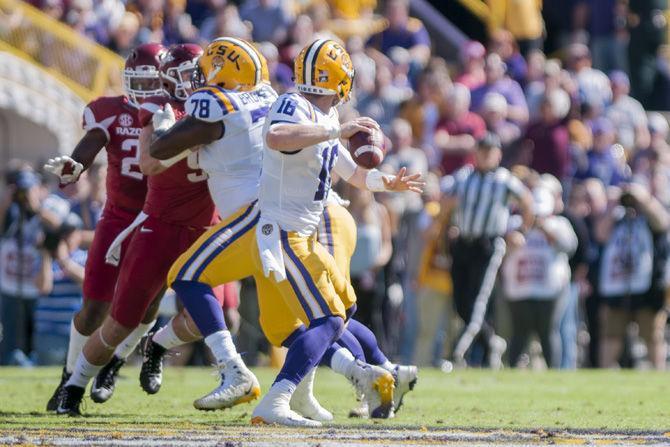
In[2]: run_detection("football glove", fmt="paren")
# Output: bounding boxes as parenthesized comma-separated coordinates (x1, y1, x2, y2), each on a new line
(152, 102, 176, 135)
(43, 155, 84, 184)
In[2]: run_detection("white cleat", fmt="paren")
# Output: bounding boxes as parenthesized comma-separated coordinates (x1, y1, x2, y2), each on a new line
(193, 355, 261, 411)
(488, 335, 507, 371)
(349, 361, 395, 419)
(289, 368, 333, 422)
(252, 384, 322, 427)
(391, 365, 418, 413)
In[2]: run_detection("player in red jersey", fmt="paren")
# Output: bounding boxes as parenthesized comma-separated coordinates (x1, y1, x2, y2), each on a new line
(56, 44, 231, 415)
(44, 43, 167, 411)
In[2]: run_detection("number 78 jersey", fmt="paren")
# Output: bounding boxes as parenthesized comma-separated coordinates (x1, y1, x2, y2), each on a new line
(186, 83, 278, 220)
(259, 92, 349, 236)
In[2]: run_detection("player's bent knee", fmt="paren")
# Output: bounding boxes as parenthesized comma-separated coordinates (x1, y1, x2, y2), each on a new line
(102, 317, 135, 346)
(75, 300, 111, 334)
(311, 315, 345, 342)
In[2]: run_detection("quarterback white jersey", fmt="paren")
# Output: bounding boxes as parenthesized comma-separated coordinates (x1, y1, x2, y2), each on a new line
(259, 92, 346, 236)
(186, 83, 278, 219)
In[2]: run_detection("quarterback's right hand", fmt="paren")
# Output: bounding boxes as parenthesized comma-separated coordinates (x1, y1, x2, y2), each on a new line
(43, 155, 84, 184)
(340, 117, 380, 139)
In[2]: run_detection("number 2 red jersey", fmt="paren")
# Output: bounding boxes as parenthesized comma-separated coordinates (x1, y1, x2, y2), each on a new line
(138, 96, 217, 228)
(83, 96, 147, 212)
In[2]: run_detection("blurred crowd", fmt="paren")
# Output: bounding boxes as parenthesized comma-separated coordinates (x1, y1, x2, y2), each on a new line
(2, 0, 670, 369)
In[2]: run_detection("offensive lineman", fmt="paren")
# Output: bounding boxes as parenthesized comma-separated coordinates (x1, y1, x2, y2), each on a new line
(43, 43, 166, 410)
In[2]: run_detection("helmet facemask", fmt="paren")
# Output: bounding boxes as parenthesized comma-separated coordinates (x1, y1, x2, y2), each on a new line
(162, 59, 198, 100)
(124, 66, 163, 107)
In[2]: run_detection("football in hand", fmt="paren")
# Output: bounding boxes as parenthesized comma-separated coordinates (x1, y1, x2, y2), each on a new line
(348, 129, 386, 169)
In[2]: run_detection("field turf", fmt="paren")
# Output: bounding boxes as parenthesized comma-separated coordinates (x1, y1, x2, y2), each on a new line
(1, 366, 670, 445)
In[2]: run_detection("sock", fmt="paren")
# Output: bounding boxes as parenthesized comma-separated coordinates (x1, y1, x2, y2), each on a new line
(204, 329, 237, 365)
(172, 280, 227, 337)
(335, 329, 365, 360)
(153, 319, 187, 350)
(274, 316, 344, 386)
(66, 353, 104, 389)
(329, 347, 356, 379)
(269, 378, 297, 397)
(66, 321, 89, 374)
(347, 319, 390, 366)
(114, 320, 155, 360)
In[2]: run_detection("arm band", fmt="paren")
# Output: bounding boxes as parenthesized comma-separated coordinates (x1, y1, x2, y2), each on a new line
(365, 169, 396, 192)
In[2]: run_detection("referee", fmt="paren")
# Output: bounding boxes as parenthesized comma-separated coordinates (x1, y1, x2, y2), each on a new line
(436, 132, 533, 367)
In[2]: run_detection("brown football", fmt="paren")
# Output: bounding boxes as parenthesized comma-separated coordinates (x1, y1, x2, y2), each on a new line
(348, 129, 386, 169)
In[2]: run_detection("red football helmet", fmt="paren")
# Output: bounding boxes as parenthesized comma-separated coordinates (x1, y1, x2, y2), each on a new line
(160, 44, 203, 101)
(124, 43, 167, 106)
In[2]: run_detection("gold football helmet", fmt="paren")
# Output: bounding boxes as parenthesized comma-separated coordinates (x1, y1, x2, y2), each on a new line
(194, 37, 268, 91)
(294, 39, 355, 103)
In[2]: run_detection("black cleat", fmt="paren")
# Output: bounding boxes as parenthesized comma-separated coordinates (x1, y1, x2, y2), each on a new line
(140, 334, 167, 394)
(56, 385, 85, 416)
(46, 366, 71, 411)
(90, 355, 125, 403)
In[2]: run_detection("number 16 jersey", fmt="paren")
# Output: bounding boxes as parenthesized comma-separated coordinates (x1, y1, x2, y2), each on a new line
(259, 92, 343, 236)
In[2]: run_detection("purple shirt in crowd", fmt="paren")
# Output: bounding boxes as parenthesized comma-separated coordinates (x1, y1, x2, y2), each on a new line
(471, 78, 527, 119)
(366, 18, 431, 55)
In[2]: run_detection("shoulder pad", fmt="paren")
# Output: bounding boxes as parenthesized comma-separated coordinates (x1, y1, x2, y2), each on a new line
(186, 87, 240, 123)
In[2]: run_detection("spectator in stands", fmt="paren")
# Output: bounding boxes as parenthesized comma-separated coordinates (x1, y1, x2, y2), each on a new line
(488, 29, 528, 85)
(434, 83, 486, 175)
(240, 0, 291, 44)
(455, 40, 486, 91)
(328, 0, 376, 19)
(497, 0, 544, 57)
(0, 168, 70, 365)
(348, 35, 377, 95)
(398, 67, 451, 165)
(480, 92, 520, 150)
(278, 14, 314, 67)
(162, 0, 199, 44)
(606, 70, 649, 152)
(575, 117, 628, 186)
(198, 4, 250, 43)
(595, 183, 669, 370)
(185, 0, 225, 28)
(108, 12, 141, 58)
(519, 89, 571, 181)
(573, 0, 628, 73)
(526, 58, 562, 121)
(257, 41, 292, 94)
(385, 118, 429, 183)
(567, 43, 612, 113)
(356, 64, 412, 133)
(631, 113, 670, 207)
(366, 0, 431, 68)
(502, 182, 577, 368)
(33, 213, 86, 365)
(471, 53, 529, 126)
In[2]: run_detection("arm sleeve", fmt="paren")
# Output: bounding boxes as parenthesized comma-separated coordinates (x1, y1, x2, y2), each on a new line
(333, 144, 357, 181)
(544, 216, 578, 255)
(506, 175, 526, 199)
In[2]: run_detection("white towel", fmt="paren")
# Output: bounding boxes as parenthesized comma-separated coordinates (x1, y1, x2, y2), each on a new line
(105, 212, 148, 266)
(255, 216, 286, 282)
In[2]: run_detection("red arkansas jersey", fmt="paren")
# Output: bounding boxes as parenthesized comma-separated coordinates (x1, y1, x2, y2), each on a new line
(138, 96, 217, 228)
(83, 96, 147, 212)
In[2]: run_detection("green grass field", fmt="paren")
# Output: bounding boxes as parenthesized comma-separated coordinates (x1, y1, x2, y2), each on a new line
(1, 367, 669, 445)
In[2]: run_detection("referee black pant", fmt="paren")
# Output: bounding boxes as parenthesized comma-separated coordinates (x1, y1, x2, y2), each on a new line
(450, 236, 506, 365)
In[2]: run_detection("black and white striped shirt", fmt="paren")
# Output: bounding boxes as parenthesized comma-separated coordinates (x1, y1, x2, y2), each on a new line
(442, 166, 525, 239)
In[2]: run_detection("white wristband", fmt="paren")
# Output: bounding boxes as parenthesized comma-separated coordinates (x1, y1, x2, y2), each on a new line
(158, 149, 190, 167)
(365, 169, 395, 192)
(323, 122, 341, 140)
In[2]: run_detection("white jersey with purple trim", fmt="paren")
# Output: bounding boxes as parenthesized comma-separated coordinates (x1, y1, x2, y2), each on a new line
(186, 83, 278, 219)
(259, 92, 349, 236)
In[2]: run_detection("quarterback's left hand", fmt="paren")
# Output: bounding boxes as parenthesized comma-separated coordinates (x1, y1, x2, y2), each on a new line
(383, 167, 425, 193)
(152, 103, 176, 134)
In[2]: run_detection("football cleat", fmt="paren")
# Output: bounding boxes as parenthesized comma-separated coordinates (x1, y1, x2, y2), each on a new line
(348, 400, 368, 418)
(488, 335, 507, 371)
(56, 385, 85, 416)
(193, 355, 260, 411)
(392, 365, 418, 413)
(140, 335, 167, 395)
(90, 355, 125, 403)
(349, 361, 395, 419)
(289, 368, 333, 422)
(252, 386, 322, 427)
(46, 366, 71, 411)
